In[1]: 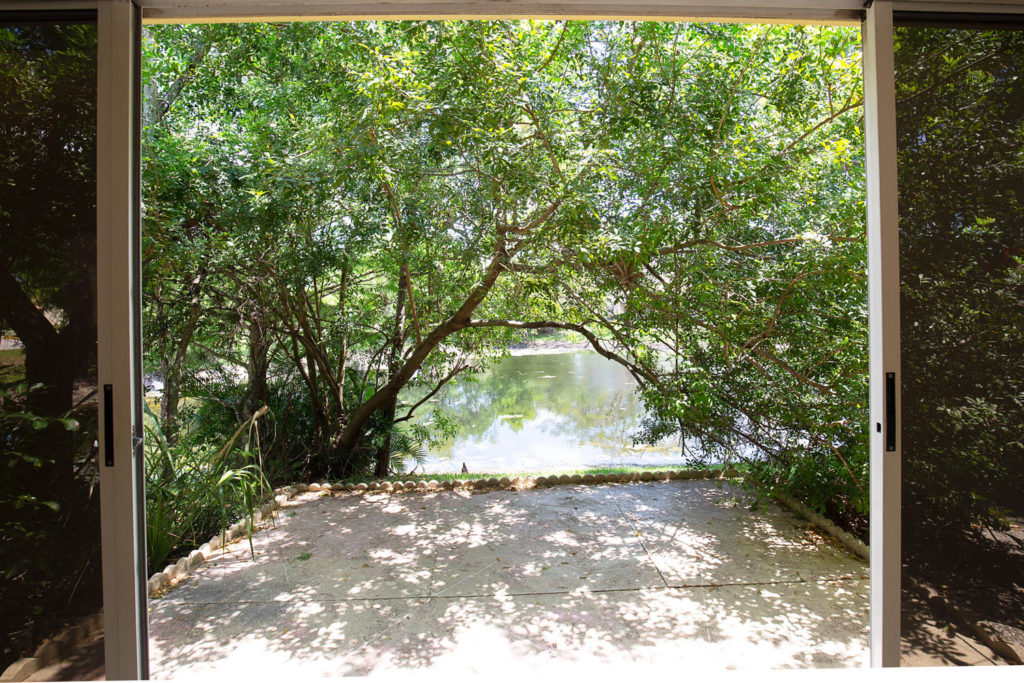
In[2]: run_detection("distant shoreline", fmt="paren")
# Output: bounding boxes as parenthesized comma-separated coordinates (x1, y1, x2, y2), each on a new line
(506, 338, 671, 356)
(506, 339, 592, 356)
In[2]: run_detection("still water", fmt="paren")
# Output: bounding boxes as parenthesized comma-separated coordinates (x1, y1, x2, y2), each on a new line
(405, 351, 685, 474)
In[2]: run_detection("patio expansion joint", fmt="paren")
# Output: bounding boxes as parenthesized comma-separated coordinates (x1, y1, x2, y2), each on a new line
(608, 490, 671, 589)
(424, 491, 443, 600)
(152, 573, 867, 610)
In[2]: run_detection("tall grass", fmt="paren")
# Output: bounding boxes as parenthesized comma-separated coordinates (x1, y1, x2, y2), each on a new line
(143, 403, 270, 573)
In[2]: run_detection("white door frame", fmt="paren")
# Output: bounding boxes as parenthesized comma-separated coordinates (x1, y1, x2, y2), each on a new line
(862, 0, 901, 668)
(97, 0, 148, 679)
(130, 2, 909, 670)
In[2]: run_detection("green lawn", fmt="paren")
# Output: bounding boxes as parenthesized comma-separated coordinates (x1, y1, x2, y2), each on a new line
(0, 348, 25, 384)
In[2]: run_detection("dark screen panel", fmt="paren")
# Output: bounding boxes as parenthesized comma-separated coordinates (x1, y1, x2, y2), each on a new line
(0, 15, 103, 677)
(895, 23, 1024, 664)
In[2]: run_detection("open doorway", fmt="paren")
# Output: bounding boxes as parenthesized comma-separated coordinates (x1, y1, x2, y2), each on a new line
(139, 19, 872, 675)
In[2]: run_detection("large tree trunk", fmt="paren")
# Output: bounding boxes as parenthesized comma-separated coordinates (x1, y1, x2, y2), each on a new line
(333, 198, 558, 456)
(374, 265, 407, 477)
(243, 314, 270, 419)
(335, 245, 511, 454)
(242, 311, 271, 452)
(0, 262, 87, 496)
(0, 261, 72, 415)
(160, 267, 205, 444)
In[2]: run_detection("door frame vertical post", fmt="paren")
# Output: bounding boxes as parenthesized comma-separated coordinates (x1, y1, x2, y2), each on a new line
(863, 0, 902, 668)
(97, 0, 146, 678)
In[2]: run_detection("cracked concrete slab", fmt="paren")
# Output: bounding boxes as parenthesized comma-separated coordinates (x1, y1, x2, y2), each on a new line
(149, 480, 868, 677)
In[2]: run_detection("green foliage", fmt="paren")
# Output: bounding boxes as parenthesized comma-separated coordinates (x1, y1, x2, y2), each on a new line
(0, 381, 100, 669)
(0, 384, 85, 579)
(142, 21, 867, 517)
(896, 27, 1024, 544)
(143, 402, 271, 573)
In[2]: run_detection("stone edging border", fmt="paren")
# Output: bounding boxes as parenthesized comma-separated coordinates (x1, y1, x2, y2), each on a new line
(0, 466, 742, 682)
(905, 576, 1023, 665)
(774, 494, 870, 562)
(0, 612, 104, 682)
(321, 467, 741, 495)
(776, 495, 1022, 665)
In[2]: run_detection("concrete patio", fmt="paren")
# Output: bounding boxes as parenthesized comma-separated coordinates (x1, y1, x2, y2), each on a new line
(148, 479, 869, 677)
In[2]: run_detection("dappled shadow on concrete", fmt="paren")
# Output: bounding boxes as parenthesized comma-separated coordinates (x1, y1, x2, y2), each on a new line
(148, 481, 868, 677)
(899, 588, 1005, 666)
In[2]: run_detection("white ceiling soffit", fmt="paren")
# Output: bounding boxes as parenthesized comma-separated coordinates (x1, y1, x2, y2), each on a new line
(137, 0, 861, 24)
(136, 0, 1024, 25)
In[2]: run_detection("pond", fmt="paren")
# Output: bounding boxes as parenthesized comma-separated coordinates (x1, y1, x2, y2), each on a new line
(404, 350, 687, 474)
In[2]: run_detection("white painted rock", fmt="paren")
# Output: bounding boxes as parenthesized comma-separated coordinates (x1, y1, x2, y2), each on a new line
(59, 624, 86, 649)
(86, 612, 104, 634)
(147, 575, 165, 596)
(2, 657, 42, 681)
(33, 641, 62, 666)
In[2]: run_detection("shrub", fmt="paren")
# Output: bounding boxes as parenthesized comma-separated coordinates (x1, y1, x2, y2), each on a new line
(143, 402, 270, 573)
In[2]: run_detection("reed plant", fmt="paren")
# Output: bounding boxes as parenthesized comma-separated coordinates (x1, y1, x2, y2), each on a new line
(143, 403, 270, 573)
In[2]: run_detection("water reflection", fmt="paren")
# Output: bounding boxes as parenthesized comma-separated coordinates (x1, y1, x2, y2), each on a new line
(404, 351, 682, 474)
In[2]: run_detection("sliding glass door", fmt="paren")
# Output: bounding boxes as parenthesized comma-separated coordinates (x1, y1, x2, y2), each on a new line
(2, 4, 146, 679)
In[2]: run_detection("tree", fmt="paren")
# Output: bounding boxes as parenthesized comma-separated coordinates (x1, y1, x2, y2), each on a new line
(143, 20, 867, 493)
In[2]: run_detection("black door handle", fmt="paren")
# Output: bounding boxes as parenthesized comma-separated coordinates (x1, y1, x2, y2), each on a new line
(103, 384, 114, 467)
(885, 372, 896, 451)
